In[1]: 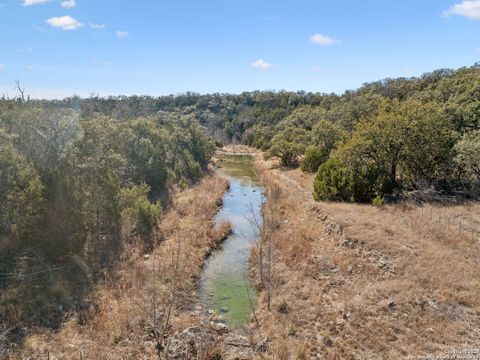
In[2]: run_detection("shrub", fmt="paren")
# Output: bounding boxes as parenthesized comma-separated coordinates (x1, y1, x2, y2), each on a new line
(0, 145, 44, 248)
(313, 157, 379, 203)
(120, 184, 161, 237)
(372, 194, 384, 207)
(313, 158, 354, 201)
(301, 146, 328, 173)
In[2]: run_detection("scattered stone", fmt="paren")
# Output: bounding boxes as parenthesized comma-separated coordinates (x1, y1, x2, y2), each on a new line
(210, 321, 228, 334)
(341, 238, 358, 248)
(422, 299, 438, 310)
(223, 334, 254, 359)
(219, 306, 230, 313)
(143, 254, 151, 260)
(167, 327, 216, 358)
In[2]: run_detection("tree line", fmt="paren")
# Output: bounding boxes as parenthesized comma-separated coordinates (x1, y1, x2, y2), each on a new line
(0, 100, 214, 331)
(50, 63, 480, 203)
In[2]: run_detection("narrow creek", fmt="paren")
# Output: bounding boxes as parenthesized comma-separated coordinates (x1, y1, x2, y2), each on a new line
(199, 154, 263, 328)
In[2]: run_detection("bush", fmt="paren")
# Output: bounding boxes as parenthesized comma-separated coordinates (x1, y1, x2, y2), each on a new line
(0, 145, 44, 247)
(313, 158, 354, 201)
(301, 146, 327, 173)
(372, 194, 384, 207)
(120, 184, 161, 237)
(313, 157, 379, 203)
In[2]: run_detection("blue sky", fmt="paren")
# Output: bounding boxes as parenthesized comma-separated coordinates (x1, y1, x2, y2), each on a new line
(0, 0, 479, 98)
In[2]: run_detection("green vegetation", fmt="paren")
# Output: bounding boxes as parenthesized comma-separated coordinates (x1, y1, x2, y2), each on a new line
(64, 64, 480, 202)
(0, 100, 214, 334)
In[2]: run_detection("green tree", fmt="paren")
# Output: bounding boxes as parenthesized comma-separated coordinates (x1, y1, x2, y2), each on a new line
(267, 127, 311, 166)
(301, 145, 328, 173)
(311, 119, 345, 155)
(0, 145, 44, 248)
(454, 130, 480, 190)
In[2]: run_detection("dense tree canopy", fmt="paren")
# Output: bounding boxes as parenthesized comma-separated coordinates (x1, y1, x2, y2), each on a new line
(0, 100, 215, 327)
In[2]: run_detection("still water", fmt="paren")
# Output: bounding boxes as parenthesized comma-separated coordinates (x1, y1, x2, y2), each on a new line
(199, 155, 263, 328)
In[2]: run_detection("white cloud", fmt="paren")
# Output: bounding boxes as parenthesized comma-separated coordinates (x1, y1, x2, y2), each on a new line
(115, 30, 128, 38)
(442, 0, 480, 19)
(0, 64, 5, 69)
(22, 0, 52, 6)
(46, 16, 83, 30)
(251, 59, 273, 70)
(403, 67, 414, 75)
(26, 65, 33, 69)
(89, 23, 106, 29)
(60, 0, 76, 8)
(309, 33, 341, 46)
(312, 65, 321, 71)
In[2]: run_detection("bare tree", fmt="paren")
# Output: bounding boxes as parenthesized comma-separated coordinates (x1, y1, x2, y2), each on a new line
(14, 79, 26, 102)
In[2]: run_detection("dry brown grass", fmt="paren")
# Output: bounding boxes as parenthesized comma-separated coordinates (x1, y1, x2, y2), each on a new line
(252, 156, 480, 359)
(217, 145, 261, 155)
(16, 173, 229, 360)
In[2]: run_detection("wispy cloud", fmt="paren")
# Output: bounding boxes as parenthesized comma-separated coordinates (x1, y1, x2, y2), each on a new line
(251, 59, 273, 70)
(310, 33, 341, 46)
(403, 67, 414, 75)
(46, 16, 83, 30)
(442, 0, 480, 19)
(115, 30, 129, 38)
(22, 0, 52, 6)
(26, 65, 34, 69)
(89, 23, 106, 29)
(312, 65, 321, 71)
(60, 0, 76, 8)
(0, 64, 5, 69)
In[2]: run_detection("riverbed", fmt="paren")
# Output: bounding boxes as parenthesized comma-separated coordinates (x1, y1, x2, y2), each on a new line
(199, 155, 263, 328)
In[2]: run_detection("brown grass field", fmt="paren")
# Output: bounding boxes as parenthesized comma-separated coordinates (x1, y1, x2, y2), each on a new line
(251, 156, 480, 359)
